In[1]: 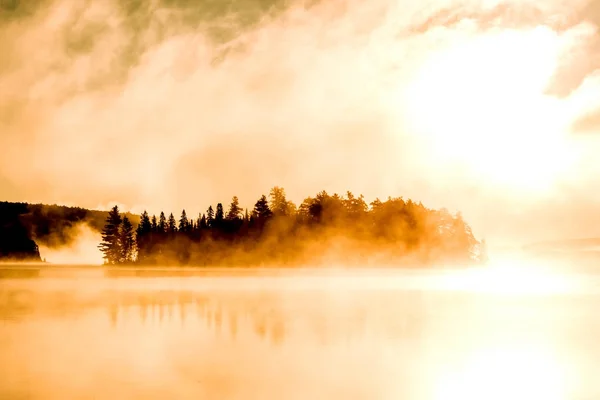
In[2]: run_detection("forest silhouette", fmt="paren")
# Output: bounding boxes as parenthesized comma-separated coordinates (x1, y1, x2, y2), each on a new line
(99, 186, 483, 267)
(0, 201, 139, 262)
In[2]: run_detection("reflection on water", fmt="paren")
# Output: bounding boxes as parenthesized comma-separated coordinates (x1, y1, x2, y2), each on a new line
(1, 268, 600, 399)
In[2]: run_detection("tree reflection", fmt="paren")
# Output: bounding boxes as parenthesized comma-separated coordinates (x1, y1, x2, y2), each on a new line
(0, 287, 457, 350)
(108, 303, 118, 328)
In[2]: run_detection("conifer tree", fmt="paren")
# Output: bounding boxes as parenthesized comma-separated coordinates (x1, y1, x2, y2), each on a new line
(215, 203, 224, 226)
(158, 211, 167, 233)
(167, 213, 177, 233)
(253, 195, 272, 220)
(120, 216, 134, 263)
(135, 211, 152, 263)
(206, 206, 214, 228)
(99, 205, 122, 265)
(179, 209, 188, 232)
(151, 215, 158, 232)
(226, 196, 242, 220)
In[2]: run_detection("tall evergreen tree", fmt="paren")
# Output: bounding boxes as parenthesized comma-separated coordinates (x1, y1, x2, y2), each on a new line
(119, 216, 134, 263)
(151, 215, 158, 232)
(215, 203, 224, 226)
(179, 209, 188, 232)
(135, 211, 152, 263)
(200, 213, 207, 229)
(99, 205, 122, 265)
(167, 213, 177, 233)
(158, 211, 167, 233)
(206, 206, 214, 228)
(253, 195, 272, 220)
(226, 196, 242, 220)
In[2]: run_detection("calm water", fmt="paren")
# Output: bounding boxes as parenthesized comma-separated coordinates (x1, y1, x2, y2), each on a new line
(1, 265, 600, 400)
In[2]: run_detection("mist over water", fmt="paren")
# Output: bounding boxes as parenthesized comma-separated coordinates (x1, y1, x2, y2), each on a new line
(3, 0, 600, 397)
(2, 263, 600, 399)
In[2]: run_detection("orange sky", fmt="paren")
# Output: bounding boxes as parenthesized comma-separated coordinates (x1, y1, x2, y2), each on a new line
(1, 0, 600, 247)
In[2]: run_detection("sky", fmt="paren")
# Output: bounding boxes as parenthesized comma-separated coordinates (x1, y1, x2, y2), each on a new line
(1, 0, 600, 247)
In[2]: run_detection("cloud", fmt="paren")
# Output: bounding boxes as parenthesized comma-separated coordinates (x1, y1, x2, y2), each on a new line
(407, 2, 551, 34)
(2, 0, 600, 246)
(543, 0, 600, 98)
(572, 108, 600, 134)
(0, 0, 418, 206)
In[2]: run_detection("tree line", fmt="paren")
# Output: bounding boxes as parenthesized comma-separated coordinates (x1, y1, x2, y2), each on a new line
(98, 186, 483, 267)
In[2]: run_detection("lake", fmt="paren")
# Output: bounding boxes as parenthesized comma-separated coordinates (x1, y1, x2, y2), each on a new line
(1, 264, 599, 399)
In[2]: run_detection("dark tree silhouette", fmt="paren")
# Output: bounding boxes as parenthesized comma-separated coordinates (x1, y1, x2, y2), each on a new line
(215, 203, 224, 228)
(158, 212, 167, 233)
(227, 196, 242, 221)
(253, 195, 272, 220)
(179, 210, 188, 232)
(197, 214, 206, 229)
(0, 208, 41, 261)
(97, 187, 481, 267)
(120, 216, 134, 263)
(99, 205, 122, 265)
(135, 211, 152, 263)
(206, 206, 214, 228)
(167, 213, 177, 234)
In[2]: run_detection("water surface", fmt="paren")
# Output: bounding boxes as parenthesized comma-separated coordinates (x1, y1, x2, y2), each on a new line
(1, 265, 599, 399)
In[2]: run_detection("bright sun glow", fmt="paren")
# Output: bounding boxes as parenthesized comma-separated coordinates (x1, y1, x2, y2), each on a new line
(433, 346, 567, 400)
(406, 27, 577, 193)
(437, 255, 580, 295)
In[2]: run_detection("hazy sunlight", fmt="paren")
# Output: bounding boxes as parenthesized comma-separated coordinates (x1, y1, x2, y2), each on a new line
(405, 27, 576, 193)
(434, 346, 567, 400)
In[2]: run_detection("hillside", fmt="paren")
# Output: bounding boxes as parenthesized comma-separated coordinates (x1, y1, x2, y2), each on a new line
(0, 202, 139, 261)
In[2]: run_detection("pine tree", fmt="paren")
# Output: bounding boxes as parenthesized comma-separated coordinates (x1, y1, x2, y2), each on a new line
(215, 203, 224, 226)
(135, 211, 152, 263)
(167, 213, 177, 233)
(226, 196, 242, 220)
(119, 216, 134, 263)
(99, 205, 122, 265)
(158, 211, 167, 233)
(206, 206, 214, 228)
(253, 195, 272, 220)
(179, 209, 188, 232)
(200, 213, 207, 229)
(151, 215, 158, 232)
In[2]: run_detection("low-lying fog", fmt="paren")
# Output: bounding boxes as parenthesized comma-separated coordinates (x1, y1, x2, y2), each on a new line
(2, 259, 600, 400)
